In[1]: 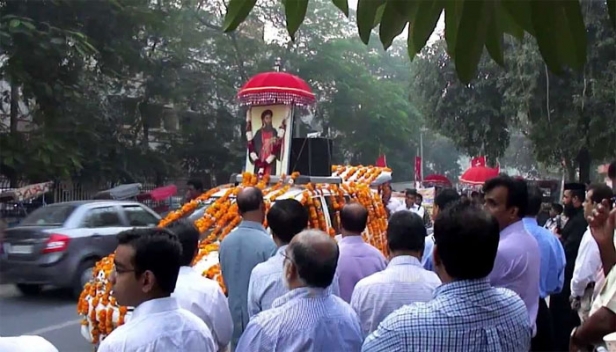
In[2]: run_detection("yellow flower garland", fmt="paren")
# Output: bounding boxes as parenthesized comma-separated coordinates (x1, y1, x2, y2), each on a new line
(77, 166, 390, 344)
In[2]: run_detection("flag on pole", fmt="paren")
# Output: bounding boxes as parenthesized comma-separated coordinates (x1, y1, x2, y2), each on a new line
(375, 154, 387, 167)
(415, 156, 422, 182)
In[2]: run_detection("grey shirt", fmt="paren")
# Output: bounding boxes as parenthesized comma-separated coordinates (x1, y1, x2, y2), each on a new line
(219, 220, 276, 348)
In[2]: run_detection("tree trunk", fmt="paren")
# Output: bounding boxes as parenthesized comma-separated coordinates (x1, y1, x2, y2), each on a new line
(9, 82, 19, 187)
(577, 147, 591, 184)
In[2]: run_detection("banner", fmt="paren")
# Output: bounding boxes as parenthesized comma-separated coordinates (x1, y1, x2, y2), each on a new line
(414, 156, 422, 182)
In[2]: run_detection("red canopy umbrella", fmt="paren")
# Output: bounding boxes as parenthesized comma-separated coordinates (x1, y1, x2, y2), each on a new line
(459, 166, 500, 185)
(423, 174, 452, 186)
(237, 71, 316, 106)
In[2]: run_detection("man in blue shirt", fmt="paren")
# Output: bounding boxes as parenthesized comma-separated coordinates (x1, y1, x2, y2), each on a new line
(422, 189, 460, 271)
(522, 185, 566, 351)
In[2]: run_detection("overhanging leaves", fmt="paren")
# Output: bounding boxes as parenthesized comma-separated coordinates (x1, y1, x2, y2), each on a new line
(356, 0, 386, 43)
(222, 0, 257, 32)
(285, 0, 309, 40)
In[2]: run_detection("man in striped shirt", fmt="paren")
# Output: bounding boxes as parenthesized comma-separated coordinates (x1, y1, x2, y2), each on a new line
(362, 202, 531, 352)
(351, 210, 441, 337)
(247, 199, 339, 318)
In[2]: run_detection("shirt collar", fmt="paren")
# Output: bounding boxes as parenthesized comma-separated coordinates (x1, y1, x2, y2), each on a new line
(501, 219, 525, 238)
(522, 217, 538, 227)
(133, 296, 179, 321)
(179, 266, 195, 276)
(339, 235, 364, 244)
(387, 255, 421, 268)
(238, 220, 266, 232)
(435, 278, 491, 297)
(276, 244, 288, 255)
(271, 286, 328, 308)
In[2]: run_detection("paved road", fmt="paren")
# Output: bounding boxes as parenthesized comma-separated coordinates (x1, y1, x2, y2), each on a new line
(0, 284, 92, 351)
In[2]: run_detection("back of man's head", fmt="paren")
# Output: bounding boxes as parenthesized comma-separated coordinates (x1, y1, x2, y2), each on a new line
(288, 229, 339, 288)
(526, 185, 544, 217)
(433, 201, 500, 280)
(340, 202, 368, 234)
(116, 227, 183, 295)
(267, 199, 308, 243)
(166, 219, 200, 266)
(387, 211, 426, 254)
(588, 183, 614, 210)
(237, 187, 264, 214)
(434, 189, 461, 210)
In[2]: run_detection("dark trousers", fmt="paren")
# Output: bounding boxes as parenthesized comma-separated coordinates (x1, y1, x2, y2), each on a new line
(531, 297, 554, 351)
(550, 291, 581, 352)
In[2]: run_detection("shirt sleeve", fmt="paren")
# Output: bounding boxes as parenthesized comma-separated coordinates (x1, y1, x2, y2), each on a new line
(571, 231, 600, 297)
(600, 266, 616, 313)
(247, 270, 261, 319)
(551, 236, 566, 295)
(350, 285, 369, 337)
(361, 316, 404, 352)
(211, 287, 234, 348)
(234, 321, 272, 352)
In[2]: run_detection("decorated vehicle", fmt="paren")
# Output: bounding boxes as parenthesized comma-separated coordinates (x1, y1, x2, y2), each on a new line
(77, 166, 391, 343)
(76, 67, 392, 345)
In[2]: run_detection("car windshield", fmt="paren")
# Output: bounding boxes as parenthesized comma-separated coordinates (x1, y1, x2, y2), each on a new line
(20, 204, 78, 226)
(187, 198, 219, 222)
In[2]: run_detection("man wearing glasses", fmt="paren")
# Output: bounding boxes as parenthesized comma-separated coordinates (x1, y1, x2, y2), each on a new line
(98, 228, 215, 352)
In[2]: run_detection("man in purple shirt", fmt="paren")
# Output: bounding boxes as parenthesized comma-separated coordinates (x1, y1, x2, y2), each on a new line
(484, 176, 541, 336)
(336, 203, 387, 302)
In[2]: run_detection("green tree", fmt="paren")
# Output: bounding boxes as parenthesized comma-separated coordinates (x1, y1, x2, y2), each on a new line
(222, 0, 616, 83)
(410, 39, 510, 164)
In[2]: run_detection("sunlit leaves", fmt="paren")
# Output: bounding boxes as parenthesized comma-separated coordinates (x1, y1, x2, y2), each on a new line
(222, 0, 612, 83)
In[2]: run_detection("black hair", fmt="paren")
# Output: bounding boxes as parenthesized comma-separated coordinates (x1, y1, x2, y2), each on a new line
(405, 189, 418, 197)
(433, 201, 500, 280)
(483, 175, 529, 218)
(340, 203, 368, 233)
(261, 110, 273, 119)
(608, 160, 616, 179)
(587, 183, 614, 210)
(166, 219, 200, 266)
(289, 230, 339, 288)
(116, 228, 182, 295)
(416, 193, 423, 201)
(526, 185, 544, 217)
(267, 199, 308, 243)
(237, 187, 264, 214)
(434, 189, 461, 210)
(471, 191, 480, 198)
(551, 203, 563, 214)
(387, 211, 426, 253)
(187, 179, 203, 191)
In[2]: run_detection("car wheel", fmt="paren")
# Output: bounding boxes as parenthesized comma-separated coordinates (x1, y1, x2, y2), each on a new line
(72, 259, 97, 299)
(16, 283, 43, 296)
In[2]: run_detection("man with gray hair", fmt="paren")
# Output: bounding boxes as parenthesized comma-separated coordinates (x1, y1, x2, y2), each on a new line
(236, 230, 362, 352)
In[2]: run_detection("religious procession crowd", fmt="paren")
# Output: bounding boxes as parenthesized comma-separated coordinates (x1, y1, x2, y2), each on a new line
(2, 161, 615, 352)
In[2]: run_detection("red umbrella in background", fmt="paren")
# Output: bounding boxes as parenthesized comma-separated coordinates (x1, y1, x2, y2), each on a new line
(237, 71, 316, 107)
(459, 166, 500, 185)
(136, 185, 177, 202)
(423, 174, 452, 186)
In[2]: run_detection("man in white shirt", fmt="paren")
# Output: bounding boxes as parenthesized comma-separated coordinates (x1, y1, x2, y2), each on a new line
(351, 210, 441, 336)
(0, 336, 58, 352)
(404, 189, 425, 218)
(168, 220, 233, 351)
(571, 184, 614, 322)
(99, 228, 215, 352)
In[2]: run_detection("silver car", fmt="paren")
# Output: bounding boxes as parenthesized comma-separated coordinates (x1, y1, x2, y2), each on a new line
(0, 200, 160, 297)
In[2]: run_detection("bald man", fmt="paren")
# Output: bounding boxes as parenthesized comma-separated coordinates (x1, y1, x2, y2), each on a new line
(219, 187, 276, 350)
(336, 203, 387, 302)
(236, 230, 362, 352)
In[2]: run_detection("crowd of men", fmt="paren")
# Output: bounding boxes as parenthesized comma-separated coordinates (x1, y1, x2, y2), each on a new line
(2, 161, 615, 352)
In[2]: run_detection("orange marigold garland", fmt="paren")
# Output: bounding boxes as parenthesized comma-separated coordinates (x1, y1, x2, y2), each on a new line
(77, 167, 390, 345)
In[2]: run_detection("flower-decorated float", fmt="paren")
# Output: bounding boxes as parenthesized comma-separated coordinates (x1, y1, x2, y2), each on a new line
(76, 67, 392, 345)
